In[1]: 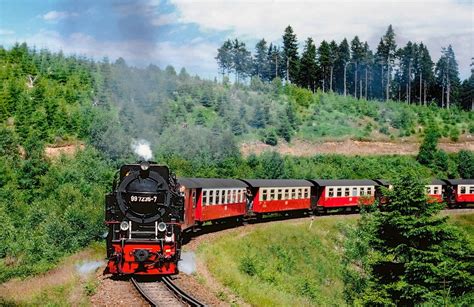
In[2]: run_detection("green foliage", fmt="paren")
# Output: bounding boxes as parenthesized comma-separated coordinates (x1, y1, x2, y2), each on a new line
(344, 171, 474, 305)
(417, 125, 440, 165)
(457, 150, 474, 178)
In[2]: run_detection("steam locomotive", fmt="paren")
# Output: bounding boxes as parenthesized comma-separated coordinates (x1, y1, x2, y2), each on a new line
(104, 161, 184, 275)
(104, 161, 474, 276)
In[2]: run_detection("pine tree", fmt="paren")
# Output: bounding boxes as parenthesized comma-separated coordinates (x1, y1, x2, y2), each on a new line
(282, 25, 299, 83)
(328, 40, 339, 92)
(351, 171, 473, 305)
(334, 38, 351, 95)
(232, 39, 252, 84)
(435, 45, 461, 109)
(216, 39, 234, 79)
(350, 36, 364, 98)
(318, 40, 331, 92)
(379, 25, 397, 100)
(417, 124, 440, 166)
(298, 37, 317, 91)
(253, 39, 269, 80)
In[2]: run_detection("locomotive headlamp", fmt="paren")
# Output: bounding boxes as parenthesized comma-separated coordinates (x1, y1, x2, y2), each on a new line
(157, 222, 167, 232)
(179, 185, 185, 193)
(140, 161, 150, 171)
(120, 221, 130, 231)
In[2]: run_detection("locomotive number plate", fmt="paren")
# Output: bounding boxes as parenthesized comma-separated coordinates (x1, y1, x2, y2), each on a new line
(130, 195, 159, 203)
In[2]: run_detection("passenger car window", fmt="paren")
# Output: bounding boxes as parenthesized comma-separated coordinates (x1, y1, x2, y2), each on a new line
(304, 188, 309, 198)
(460, 186, 466, 194)
(470, 186, 474, 194)
(262, 189, 267, 201)
(328, 188, 334, 197)
(203, 190, 207, 206)
(291, 189, 296, 199)
(284, 189, 289, 199)
(277, 189, 282, 200)
(360, 187, 365, 196)
(336, 188, 342, 197)
(352, 187, 357, 196)
(345, 187, 350, 197)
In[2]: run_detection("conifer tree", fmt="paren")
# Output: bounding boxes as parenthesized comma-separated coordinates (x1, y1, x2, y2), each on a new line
(299, 37, 317, 91)
(345, 171, 473, 305)
(253, 39, 269, 80)
(282, 25, 299, 83)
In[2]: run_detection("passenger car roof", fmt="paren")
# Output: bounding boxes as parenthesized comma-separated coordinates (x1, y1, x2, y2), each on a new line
(443, 179, 474, 185)
(241, 179, 313, 188)
(310, 179, 378, 186)
(178, 178, 248, 189)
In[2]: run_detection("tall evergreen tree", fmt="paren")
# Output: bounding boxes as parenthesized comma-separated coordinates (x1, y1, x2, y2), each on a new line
(379, 25, 397, 100)
(318, 40, 331, 92)
(253, 39, 269, 80)
(231, 39, 252, 84)
(328, 40, 339, 92)
(350, 36, 364, 98)
(334, 38, 351, 95)
(215, 39, 234, 79)
(282, 25, 299, 83)
(435, 45, 461, 109)
(459, 58, 473, 110)
(299, 37, 317, 91)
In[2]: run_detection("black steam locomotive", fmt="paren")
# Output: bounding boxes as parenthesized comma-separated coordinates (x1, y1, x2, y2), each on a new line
(104, 161, 184, 275)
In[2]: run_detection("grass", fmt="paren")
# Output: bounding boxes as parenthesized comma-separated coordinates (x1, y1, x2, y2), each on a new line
(0, 242, 105, 306)
(198, 212, 474, 306)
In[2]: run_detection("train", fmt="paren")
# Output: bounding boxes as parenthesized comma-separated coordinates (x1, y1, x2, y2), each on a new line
(104, 161, 474, 276)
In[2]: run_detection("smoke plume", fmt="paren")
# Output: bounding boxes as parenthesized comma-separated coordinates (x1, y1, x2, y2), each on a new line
(178, 251, 196, 275)
(131, 139, 153, 161)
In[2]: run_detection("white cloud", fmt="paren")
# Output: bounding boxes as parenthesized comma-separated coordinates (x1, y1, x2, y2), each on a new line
(0, 28, 15, 36)
(3, 29, 218, 77)
(152, 13, 179, 26)
(42, 10, 77, 22)
(171, 0, 473, 77)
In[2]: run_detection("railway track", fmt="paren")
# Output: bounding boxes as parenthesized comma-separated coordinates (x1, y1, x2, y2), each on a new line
(131, 276, 205, 307)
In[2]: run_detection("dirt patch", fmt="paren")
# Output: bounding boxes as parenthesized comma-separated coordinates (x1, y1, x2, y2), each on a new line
(241, 139, 474, 157)
(45, 142, 85, 158)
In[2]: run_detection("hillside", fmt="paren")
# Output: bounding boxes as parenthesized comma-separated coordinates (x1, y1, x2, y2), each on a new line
(0, 44, 473, 285)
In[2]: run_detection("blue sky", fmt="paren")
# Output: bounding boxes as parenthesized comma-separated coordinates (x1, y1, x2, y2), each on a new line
(0, 0, 472, 79)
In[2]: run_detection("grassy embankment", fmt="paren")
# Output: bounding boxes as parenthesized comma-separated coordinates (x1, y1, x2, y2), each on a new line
(0, 242, 105, 306)
(197, 212, 474, 306)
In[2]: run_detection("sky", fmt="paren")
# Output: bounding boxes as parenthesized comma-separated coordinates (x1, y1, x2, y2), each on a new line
(0, 0, 472, 79)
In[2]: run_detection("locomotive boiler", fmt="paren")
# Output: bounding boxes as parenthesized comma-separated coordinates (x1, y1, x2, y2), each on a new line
(104, 161, 184, 275)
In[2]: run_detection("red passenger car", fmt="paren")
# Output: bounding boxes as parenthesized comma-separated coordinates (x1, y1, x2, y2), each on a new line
(242, 179, 314, 215)
(310, 179, 378, 212)
(444, 179, 474, 207)
(426, 179, 445, 203)
(178, 178, 248, 226)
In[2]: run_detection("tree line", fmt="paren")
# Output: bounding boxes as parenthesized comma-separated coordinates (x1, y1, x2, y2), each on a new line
(216, 25, 473, 110)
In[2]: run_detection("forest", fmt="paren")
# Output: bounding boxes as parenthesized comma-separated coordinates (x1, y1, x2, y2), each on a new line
(0, 42, 473, 292)
(216, 25, 473, 110)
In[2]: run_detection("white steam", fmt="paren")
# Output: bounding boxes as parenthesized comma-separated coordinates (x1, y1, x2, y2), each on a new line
(131, 139, 153, 161)
(178, 251, 196, 275)
(75, 260, 105, 276)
